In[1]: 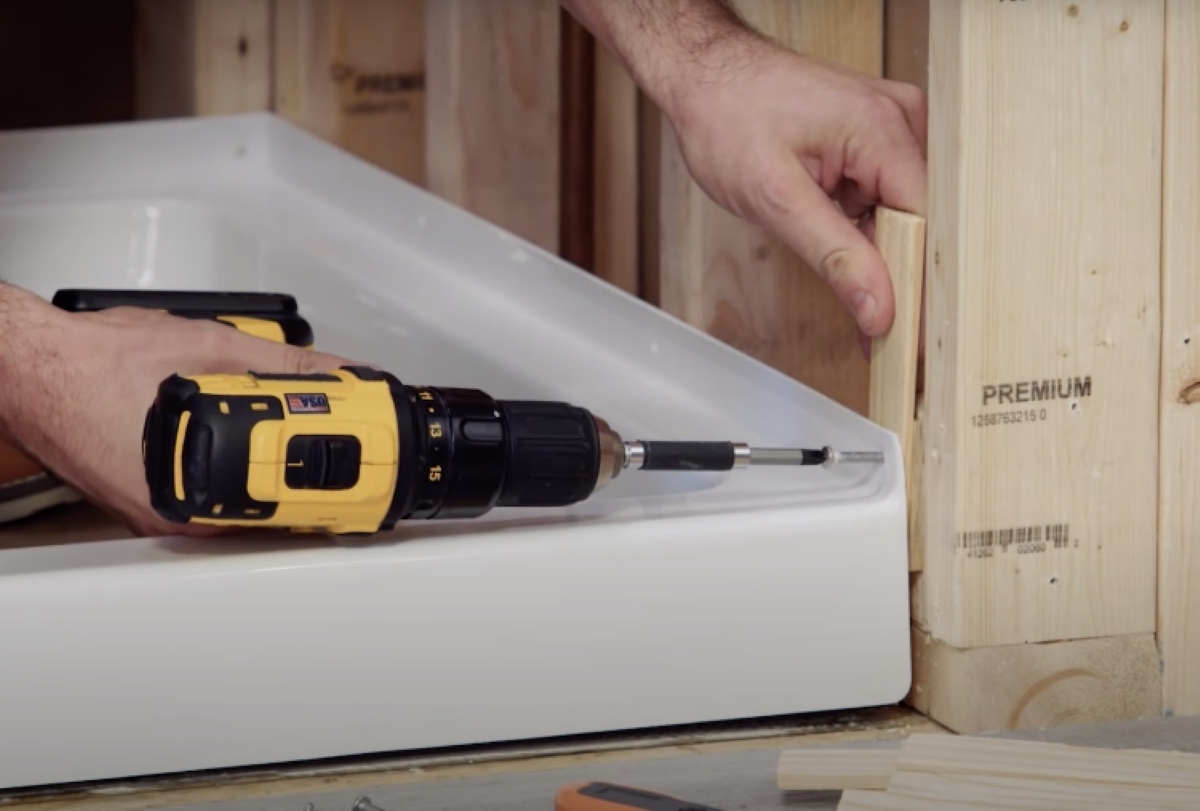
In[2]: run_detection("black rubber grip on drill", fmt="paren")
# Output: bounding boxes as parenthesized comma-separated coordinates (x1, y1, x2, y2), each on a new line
(495, 401, 600, 508)
(639, 441, 735, 472)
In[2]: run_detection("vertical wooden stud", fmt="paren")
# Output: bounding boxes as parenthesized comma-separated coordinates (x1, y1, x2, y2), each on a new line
(591, 46, 640, 296)
(134, 0, 271, 118)
(909, 0, 1167, 733)
(425, 0, 562, 253)
(273, 0, 426, 185)
(922, 0, 1164, 650)
(637, 90, 663, 307)
(1158, 0, 1200, 717)
(559, 8, 595, 271)
(655, 0, 884, 415)
(884, 0, 929, 92)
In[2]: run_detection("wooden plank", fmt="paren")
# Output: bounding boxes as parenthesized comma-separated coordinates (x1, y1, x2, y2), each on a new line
(777, 749, 898, 791)
(425, 0, 561, 253)
(134, 0, 271, 118)
(656, 0, 883, 415)
(836, 791, 948, 811)
(921, 0, 1165, 648)
(884, 0, 929, 92)
(867, 207, 925, 572)
(907, 628, 1162, 734)
(638, 90, 663, 306)
(1158, 0, 1200, 718)
(558, 7, 594, 270)
(592, 45, 639, 296)
(886, 770, 1200, 810)
(272, 0, 425, 185)
(895, 733, 1200, 791)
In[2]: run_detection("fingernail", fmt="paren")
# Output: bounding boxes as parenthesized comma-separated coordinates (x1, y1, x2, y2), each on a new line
(850, 290, 878, 327)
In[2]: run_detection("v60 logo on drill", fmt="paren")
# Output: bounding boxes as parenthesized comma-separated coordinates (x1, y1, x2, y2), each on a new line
(286, 393, 331, 414)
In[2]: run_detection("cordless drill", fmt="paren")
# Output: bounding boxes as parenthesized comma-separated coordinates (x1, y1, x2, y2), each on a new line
(55, 287, 884, 536)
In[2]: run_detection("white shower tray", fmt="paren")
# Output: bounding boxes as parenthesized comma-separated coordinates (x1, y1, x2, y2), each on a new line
(0, 113, 910, 789)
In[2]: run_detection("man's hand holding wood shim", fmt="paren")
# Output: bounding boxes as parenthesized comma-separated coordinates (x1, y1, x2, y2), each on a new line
(563, 0, 928, 342)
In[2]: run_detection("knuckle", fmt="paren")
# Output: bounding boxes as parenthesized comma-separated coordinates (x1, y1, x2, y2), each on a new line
(192, 320, 236, 356)
(816, 246, 859, 290)
(281, 348, 329, 375)
(748, 170, 797, 220)
(869, 94, 908, 130)
(892, 82, 926, 111)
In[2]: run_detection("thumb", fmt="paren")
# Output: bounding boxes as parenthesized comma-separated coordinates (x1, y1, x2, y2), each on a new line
(756, 163, 895, 337)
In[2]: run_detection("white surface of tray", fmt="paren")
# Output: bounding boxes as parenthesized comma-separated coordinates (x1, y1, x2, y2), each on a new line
(0, 114, 910, 789)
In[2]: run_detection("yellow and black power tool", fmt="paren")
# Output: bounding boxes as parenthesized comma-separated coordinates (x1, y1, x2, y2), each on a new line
(56, 288, 885, 536)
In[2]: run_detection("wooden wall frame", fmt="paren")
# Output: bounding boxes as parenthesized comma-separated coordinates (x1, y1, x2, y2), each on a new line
(121, 0, 1200, 734)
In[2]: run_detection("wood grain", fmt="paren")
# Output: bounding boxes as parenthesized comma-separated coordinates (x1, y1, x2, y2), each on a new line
(868, 207, 924, 572)
(895, 733, 1200, 790)
(425, 0, 561, 252)
(1158, 0, 1200, 719)
(558, 8, 594, 270)
(273, 0, 425, 185)
(886, 768, 1200, 809)
(884, 0, 929, 92)
(638, 90, 663, 306)
(777, 749, 898, 791)
(134, 0, 270, 118)
(656, 0, 883, 415)
(921, 0, 1164, 648)
(908, 628, 1162, 734)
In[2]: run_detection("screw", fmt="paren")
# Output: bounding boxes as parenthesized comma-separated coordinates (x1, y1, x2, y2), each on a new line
(352, 798, 387, 811)
(822, 447, 885, 467)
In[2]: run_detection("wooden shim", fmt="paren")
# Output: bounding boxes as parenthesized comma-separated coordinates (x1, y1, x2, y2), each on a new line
(886, 770, 1200, 810)
(656, 0, 883, 415)
(1158, 0, 1200, 718)
(776, 748, 898, 791)
(134, 0, 270, 118)
(868, 207, 925, 572)
(896, 733, 1200, 791)
(425, 0, 561, 253)
(273, 0, 425, 186)
(592, 46, 639, 296)
(907, 628, 1162, 734)
(922, 0, 1164, 648)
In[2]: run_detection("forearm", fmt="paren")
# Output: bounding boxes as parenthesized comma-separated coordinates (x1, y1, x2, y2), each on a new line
(560, 0, 766, 125)
(0, 283, 65, 445)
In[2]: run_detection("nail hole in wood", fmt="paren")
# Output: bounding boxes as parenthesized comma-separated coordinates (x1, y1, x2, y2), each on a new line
(1120, 20, 1129, 31)
(1068, 4, 1078, 17)
(238, 36, 248, 56)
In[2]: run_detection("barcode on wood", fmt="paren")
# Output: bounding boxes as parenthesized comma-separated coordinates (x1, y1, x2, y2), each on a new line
(958, 524, 1070, 550)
